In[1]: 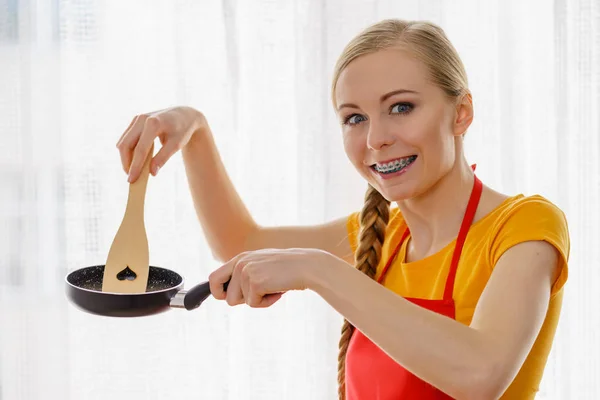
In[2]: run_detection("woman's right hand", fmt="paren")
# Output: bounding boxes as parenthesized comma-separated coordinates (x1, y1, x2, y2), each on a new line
(116, 106, 207, 183)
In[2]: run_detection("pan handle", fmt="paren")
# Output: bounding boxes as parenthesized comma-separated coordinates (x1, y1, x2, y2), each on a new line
(171, 279, 230, 311)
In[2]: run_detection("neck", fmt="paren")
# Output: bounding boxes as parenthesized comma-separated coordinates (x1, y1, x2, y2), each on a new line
(396, 158, 475, 260)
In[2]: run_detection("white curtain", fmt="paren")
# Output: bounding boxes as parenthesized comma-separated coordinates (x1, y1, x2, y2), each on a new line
(1, 0, 598, 399)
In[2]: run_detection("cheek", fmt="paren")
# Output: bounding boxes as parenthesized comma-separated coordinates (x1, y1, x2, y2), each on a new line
(410, 108, 453, 151)
(423, 115, 456, 169)
(397, 115, 438, 155)
(423, 131, 452, 165)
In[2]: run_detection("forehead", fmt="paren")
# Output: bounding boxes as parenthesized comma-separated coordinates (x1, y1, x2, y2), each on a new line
(335, 48, 433, 107)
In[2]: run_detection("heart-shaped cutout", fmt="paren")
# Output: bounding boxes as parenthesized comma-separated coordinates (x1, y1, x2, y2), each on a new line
(116, 266, 137, 281)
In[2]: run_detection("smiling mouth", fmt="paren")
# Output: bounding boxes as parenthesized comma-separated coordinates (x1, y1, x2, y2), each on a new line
(371, 155, 417, 174)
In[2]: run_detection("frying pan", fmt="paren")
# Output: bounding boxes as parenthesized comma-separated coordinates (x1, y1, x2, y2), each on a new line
(65, 265, 229, 317)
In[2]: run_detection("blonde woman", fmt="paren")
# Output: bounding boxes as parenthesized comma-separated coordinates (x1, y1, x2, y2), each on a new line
(119, 19, 569, 400)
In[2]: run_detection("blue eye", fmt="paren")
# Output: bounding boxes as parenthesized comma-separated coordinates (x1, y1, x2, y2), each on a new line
(342, 102, 414, 126)
(391, 102, 414, 114)
(344, 114, 367, 126)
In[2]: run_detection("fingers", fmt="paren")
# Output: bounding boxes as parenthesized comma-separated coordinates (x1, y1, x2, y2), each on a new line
(208, 254, 245, 306)
(128, 117, 161, 183)
(240, 262, 266, 307)
(208, 258, 234, 300)
(225, 260, 246, 306)
(258, 293, 283, 308)
(116, 115, 139, 148)
(209, 251, 284, 308)
(118, 107, 201, 180)
(241, 262, 283, 308)
(240, 262, 253, 303)
(117, 115, 146, 174)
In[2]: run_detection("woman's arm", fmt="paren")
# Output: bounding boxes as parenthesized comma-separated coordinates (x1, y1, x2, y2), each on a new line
(309, 240, 560, 399)
(119, 107, 355, 265)
(183, 126, 354, 264)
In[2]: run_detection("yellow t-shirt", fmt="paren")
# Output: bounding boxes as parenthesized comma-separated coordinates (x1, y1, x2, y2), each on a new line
(346, 194, 569, 399)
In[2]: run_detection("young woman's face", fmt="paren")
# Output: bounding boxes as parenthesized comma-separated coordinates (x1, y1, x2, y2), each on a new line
(335, 48, 463, 202)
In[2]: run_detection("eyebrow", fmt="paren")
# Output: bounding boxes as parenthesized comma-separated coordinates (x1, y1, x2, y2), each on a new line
(337, 89, 419, 111)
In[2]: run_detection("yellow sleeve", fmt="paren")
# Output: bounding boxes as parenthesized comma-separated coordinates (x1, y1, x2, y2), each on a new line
(488, 195, 570, 296)
(346, 211, 361, 256)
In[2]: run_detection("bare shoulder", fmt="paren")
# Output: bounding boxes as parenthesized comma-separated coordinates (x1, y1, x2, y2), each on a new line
(474, 185, 513, 223)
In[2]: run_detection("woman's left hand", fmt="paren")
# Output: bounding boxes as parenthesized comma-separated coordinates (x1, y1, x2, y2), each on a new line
(208, 248, 331, 308)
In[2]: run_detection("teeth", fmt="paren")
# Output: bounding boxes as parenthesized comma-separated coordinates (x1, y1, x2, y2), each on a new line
(374, 156, 416, 173)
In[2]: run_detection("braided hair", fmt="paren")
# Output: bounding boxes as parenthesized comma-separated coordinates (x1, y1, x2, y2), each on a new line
(337, 185, 390, 399)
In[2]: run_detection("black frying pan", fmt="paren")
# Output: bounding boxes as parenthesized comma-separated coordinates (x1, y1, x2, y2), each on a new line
(65, 265, 228, 317)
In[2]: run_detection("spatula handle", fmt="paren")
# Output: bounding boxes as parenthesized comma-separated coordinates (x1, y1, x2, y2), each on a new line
(124, 143, 153, 222)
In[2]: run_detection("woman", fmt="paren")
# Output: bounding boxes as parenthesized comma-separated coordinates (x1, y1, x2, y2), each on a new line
(118, 19, 569, 400)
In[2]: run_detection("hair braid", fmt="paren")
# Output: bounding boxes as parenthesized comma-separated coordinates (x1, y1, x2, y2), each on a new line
(337, 184, 390, 399)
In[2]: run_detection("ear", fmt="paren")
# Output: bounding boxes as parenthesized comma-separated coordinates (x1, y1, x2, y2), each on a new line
(453, 92, 473, 136)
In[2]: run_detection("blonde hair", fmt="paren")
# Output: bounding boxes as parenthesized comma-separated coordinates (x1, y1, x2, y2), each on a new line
(331, 19, 469, 399)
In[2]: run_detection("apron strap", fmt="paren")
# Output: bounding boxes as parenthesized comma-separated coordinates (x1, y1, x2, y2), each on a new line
(377, 229, 408, 284)
(376, 166, 482, 300)
(443, 175, 482, 300)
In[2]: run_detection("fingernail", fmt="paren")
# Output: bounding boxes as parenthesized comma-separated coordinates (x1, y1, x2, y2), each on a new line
(154, 165, 160, 175)
(127, 174, 132, 183)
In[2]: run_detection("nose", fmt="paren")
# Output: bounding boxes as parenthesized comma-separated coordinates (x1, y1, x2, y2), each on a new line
(366, 118, 396, 150)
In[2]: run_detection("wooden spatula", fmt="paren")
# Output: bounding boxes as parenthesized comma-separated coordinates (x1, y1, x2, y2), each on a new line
(102, 143, 154, 293)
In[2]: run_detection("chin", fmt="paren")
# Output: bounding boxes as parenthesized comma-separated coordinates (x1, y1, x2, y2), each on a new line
(381, 188, 418, 203)
(368, 182, 420, 203)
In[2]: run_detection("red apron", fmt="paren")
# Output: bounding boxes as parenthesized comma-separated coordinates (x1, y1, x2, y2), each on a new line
(345, 172, 482, 399)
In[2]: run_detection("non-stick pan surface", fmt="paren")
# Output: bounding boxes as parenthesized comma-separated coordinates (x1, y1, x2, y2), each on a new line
(65, 265, 216, 317)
